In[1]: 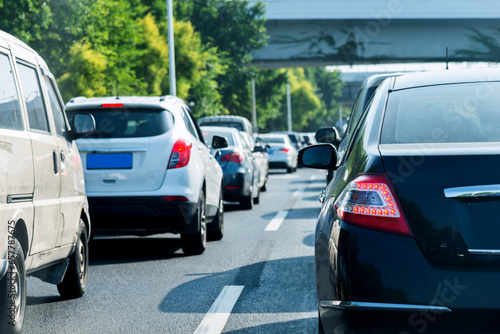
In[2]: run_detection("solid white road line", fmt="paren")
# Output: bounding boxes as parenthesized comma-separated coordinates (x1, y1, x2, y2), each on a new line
(194, 285, 245, 334)
(265, 210, 288, 231)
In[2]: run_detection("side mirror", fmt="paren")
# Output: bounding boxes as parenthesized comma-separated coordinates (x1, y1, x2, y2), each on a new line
(70, 113, 95, 140)
(315, 127, 339, 145)
(212, 135, 228, 149)
(298, 144, 338, 170)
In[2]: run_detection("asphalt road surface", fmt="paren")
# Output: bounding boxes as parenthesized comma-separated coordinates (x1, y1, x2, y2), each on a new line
(23, 168, 327, 334)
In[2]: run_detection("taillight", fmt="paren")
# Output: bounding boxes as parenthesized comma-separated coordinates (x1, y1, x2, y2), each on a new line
(280, 148, 290, 153)
(168, 139, 192, 169)
(220, 152, 244, 163)
(334, 174, 412, 237)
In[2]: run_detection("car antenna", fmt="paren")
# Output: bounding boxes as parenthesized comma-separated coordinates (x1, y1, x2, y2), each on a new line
(445, 47, 449, 70)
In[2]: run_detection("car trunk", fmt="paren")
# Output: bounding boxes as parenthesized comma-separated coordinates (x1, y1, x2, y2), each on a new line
(77, 135, 172, 193)
(380, 144, 500, 266)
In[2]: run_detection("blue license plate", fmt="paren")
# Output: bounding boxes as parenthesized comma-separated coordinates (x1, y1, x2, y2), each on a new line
(87, 153, 132, 169)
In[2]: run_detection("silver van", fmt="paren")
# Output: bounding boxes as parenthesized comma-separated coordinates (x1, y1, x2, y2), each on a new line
(0, 30, 94, 333)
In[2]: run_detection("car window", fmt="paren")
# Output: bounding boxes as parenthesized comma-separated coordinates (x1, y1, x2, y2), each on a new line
(200, 121, 244, 131)
(17, 62, 50, 133)
(0, 53, 23, 131)
(67, 108, 172, 138)
(180, 108, 199, 140)
(381, 83, 500, 144)
(261, 137, 285, 144)
(44, 76, 68, 138)
(202, 129, 235, 146)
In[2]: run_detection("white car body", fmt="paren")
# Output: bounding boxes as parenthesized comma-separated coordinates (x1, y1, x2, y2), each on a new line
(257, 133, 298, 173)
(0, 29, 93, 333)
(66, 96, 225, 255)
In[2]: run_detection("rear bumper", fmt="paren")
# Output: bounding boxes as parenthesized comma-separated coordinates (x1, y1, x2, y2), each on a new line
(88, 196, 198, 235)
(222, 170, 251, 201)
(318, 221, 500, 318)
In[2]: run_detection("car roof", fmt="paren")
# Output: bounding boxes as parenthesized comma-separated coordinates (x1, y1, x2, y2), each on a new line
(198, 115, 252, 126)
(392, 68, 500, 90)
(65, 95, 184, 110)
(258, 133, 288, 138)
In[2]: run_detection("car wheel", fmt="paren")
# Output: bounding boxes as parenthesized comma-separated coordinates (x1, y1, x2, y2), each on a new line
(318, 311, 325, 334)
(0, 239, 26, 334)
(181, 190, 207, 255)
(260, 178, 267, 192)
(208, 189, 224, 241)
(254, 185, 260, 204)
(286, 167, 293, 173)
(58, 219, 88, 299)
(240, 186, 254, 210)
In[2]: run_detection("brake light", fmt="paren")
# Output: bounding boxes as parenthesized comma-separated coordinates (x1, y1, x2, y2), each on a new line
(280, 148, 290, 153)
(220, 152, 244, 163)
(334, 174, 412, 237)
(168, 139, 192, 169)
(101, 103, 124, 108)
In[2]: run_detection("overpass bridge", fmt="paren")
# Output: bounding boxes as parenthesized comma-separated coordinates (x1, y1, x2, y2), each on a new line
(250, 0, 500, 68)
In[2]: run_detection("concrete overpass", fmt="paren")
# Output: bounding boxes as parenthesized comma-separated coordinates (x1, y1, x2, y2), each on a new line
(250, 0, 500, 68)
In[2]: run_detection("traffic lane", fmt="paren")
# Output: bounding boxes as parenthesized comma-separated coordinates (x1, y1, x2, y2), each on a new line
(22, 168, 325, 333)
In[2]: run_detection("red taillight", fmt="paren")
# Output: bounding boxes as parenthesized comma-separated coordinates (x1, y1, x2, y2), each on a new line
(280, 148, 290, 153)
(220, 152, 244, 163)
(101, 103, 124, 108)
(168, 139, 192, 169)
(162, 196, 189, 202)
(334, 174, 412, 237)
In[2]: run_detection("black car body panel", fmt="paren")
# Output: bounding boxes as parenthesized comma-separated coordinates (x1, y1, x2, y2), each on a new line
(300, 68, 500, 332)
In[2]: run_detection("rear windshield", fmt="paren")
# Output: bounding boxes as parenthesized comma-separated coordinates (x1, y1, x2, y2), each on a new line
(381, 82, 500, 144)
(199, 121, 244, 131)
(202, 129, 235, 146)
(261, 137, 285, 144)
(67, 108, 173, 138)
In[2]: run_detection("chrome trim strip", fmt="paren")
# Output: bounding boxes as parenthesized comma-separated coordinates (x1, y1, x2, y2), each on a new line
(469, 249, 500, 255)
(444, 184, 500, 198)
(7, 194, 33, 204)
(320, 300, 452, 313)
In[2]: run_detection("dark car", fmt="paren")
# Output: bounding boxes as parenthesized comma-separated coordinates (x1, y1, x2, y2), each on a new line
(299, 68, 500, 333)
(202, 126, 261, 209)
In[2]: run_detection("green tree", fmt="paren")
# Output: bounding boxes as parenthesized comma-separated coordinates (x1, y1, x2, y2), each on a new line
(305, 67, 345, 129)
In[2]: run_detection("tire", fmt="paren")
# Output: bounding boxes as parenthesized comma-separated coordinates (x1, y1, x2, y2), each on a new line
(254, 185, 260, 204)
(260, 179, 267, 192)
(286, 167, 293, 173)
(318, 310, 325, 334)
(240, 186, 254, 210)
(58, 219, 88, 299)
(0, 239, 26, 334)
(208, 189, 224, 241)
(181, 190, 207, 255)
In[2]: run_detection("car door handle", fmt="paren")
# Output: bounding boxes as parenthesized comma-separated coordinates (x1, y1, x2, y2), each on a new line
(60, 151, 66, 162)
(52, 151, 59, 174)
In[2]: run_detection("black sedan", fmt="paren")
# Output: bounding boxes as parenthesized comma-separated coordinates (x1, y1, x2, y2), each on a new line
(299, 68, 500, 333)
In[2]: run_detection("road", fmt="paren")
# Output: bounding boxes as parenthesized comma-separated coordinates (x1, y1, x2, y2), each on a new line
(23, 168, 326, 333)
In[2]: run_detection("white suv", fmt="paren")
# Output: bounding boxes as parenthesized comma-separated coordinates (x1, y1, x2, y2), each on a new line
(65, 96, 227, 255)
(0, 30, 94, 333)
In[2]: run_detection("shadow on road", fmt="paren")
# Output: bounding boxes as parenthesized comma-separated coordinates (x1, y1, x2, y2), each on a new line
(158, 256, 317, 315)
(89, 235, 183, 265)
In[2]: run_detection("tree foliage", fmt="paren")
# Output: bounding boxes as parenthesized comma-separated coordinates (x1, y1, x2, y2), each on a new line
(0, 0, 344, 128)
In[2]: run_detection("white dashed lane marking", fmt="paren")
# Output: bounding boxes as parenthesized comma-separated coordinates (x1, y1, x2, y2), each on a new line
(193, 285, 245, 334)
